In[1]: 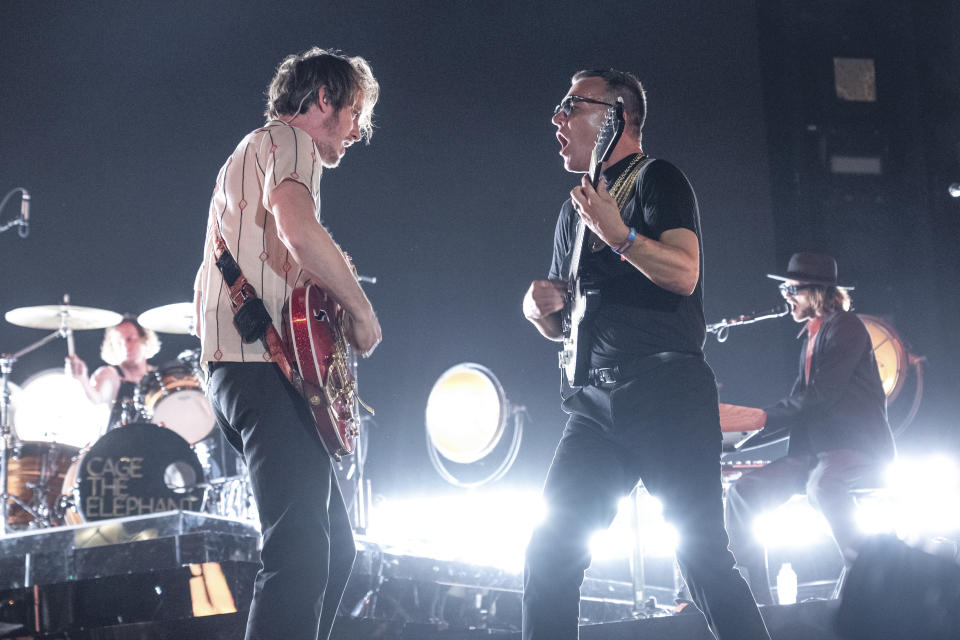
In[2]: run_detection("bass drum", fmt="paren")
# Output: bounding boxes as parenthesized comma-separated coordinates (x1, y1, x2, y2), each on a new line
(14, 369, 108, 447)
(62, 423, 205, 524)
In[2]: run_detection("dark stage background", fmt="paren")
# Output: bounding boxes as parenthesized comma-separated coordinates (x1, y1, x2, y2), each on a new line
(1, 0, 958, 500)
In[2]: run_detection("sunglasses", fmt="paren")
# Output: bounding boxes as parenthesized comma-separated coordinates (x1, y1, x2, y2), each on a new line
(778, 283, 816, 297)
(554, 95, 614, 117)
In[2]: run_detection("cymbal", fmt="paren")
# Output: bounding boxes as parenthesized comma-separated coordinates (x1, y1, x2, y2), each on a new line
(138, 302, 195, 335)
(5, 305, 123, 330)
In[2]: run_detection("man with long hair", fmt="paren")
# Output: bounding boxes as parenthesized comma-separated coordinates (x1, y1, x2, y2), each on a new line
(725, 252, 896, 605)
(66, 315, 160, 430)
(194, 47, 382, 640)
(521, 68, 770, 640)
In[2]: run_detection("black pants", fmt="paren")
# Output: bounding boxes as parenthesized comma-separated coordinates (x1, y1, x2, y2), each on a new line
(207, 362, 356, 640)
(522, 357, 770, 640)
(725, 449, 882, 605)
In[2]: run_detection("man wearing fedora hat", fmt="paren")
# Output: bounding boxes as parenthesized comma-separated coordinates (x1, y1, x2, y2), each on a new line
(724, 252, 896, 605)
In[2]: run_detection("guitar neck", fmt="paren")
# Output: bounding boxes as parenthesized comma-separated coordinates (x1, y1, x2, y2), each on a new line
(565, 217, 588, 281)
(588, 147, 604, 190)
(566, 151, 605, 281)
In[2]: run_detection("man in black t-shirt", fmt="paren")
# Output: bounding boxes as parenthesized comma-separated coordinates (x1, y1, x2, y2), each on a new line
(521, 69, 770, 640)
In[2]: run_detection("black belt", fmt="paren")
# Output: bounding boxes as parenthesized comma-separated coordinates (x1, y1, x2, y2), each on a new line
(587, 351, 701, 387)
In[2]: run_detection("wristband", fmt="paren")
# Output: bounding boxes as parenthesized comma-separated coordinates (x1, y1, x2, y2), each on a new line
(612, 227, 637, 255)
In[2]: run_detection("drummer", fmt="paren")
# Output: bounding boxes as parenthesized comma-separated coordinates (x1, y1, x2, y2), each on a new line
(66, 315, 160, 430)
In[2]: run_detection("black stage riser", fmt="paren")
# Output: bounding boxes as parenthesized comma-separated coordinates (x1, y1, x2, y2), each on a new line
(1, 602, 846, 640)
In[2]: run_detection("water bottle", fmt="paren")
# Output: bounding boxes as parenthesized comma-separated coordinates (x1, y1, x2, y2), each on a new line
(777, 562, 798, 605)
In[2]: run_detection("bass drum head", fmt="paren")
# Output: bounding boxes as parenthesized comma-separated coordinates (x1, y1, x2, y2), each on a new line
(14, 369, 107, 447)
(67, 422, 205, 522)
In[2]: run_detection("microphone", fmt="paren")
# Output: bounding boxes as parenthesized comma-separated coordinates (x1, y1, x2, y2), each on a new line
(730, 303, 790, 324)
(707, 303, 790, 342)
(18, 190, 30, 238)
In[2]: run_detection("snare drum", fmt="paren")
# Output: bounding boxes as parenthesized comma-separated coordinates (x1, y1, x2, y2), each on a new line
(62, 422, 205, 523)
(5, 441, 78, 528)
(139, 360, 214, 444)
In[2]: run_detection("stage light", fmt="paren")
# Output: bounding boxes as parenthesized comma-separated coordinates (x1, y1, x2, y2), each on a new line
(752, 496, 834, 549)
(886, 454, 960, 494)
(871, 455, 960, 538)
(859, 315, 908, 400)
(14, 369, 108, 447)
(752, 456, 960, 551)
(426, 363, 506, 463)
(366, 489, 545, 572)
(590, 493, 679, 560)
(425, 363, 525, 487)
(854, 495, 897, 536)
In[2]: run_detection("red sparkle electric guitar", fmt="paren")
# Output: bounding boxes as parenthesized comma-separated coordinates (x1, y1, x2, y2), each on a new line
(281, 284, 372, 460)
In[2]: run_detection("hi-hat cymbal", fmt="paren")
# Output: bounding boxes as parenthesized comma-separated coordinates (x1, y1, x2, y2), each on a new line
(138, 302, 195, 335)
(5, 305, 123, 330)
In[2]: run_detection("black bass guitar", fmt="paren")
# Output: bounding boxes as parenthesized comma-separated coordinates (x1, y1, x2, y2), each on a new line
(559, 99, 625, 386)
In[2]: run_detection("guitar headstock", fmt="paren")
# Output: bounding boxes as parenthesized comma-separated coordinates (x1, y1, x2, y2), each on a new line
(588, 98, 625, 189)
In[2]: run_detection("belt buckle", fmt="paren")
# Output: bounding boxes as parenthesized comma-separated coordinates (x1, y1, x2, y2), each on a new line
(592, 367, 617, 386)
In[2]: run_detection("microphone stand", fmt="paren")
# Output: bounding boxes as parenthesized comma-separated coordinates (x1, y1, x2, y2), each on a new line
(706, 305, 790, 343)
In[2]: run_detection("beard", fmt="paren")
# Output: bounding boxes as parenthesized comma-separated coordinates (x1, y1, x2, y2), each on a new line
(315, 112, 348, 168)
(316, 140, 343, 168)
(791, 303, 815, 322)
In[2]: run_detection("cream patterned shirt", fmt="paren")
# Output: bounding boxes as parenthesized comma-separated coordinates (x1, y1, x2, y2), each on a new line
(195, 120, 322, 364)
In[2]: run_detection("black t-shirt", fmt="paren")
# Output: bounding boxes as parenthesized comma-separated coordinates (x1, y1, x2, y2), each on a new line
(107, 365, 140, 430)
(548, 155, 706, 368)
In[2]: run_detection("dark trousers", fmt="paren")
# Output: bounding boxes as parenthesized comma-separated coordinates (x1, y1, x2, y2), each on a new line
(208, 362, 356, 640)
(522, 357, 770, 640)
(725, 449, 881, 605)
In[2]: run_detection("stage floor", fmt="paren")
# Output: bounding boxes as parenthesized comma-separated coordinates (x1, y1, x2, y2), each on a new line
(0, 510, 846, 640)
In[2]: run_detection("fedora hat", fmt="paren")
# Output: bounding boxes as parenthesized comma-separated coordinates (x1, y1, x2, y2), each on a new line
(767, 252, 854, 289)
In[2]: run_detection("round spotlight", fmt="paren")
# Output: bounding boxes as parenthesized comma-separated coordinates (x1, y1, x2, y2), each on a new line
(426, 363, 507, 464)
(859, 314, 907, 400)
(14, 369, 108, 447)
(425, 363, 525, 488)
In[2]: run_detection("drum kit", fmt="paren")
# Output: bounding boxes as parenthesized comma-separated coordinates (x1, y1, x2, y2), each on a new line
(0, 298, 254, 535)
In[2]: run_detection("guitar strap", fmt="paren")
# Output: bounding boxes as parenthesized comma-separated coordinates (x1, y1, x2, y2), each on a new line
(611, 154, 650, 206)
(210, 231, 303, 393)
(586, 154, 651, 254)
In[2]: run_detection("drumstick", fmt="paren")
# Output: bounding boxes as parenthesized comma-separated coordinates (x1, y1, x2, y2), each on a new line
(62, 293, 76, 357)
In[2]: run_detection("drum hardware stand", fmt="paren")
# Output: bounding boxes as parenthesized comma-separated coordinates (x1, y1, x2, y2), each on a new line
(1, 299, 75, 535)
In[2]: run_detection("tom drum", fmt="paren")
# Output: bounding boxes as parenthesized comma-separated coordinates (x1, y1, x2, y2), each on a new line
(139, 360, 215, 444)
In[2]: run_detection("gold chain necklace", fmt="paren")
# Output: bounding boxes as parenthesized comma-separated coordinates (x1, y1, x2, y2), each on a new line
(589, 154, 649, 252)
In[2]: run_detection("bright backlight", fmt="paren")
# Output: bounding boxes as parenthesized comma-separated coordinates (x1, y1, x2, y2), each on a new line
(425, 363, 506, 463)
